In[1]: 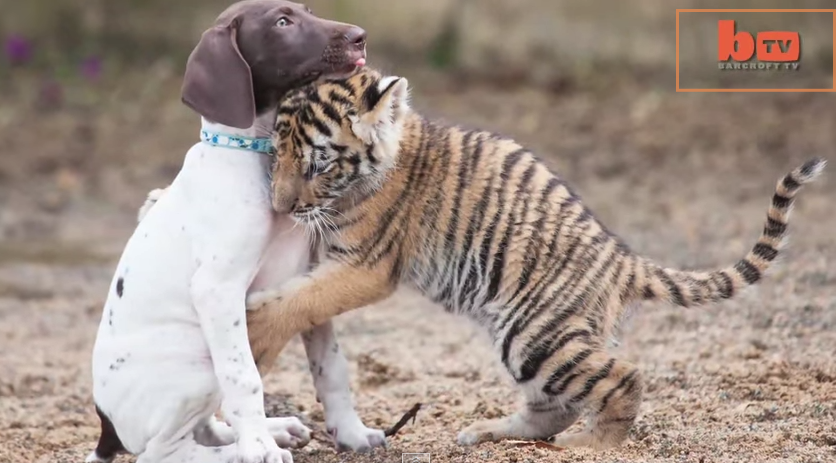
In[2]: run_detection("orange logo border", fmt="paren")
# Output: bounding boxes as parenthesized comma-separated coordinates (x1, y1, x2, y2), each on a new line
(675, 9, 836, 92)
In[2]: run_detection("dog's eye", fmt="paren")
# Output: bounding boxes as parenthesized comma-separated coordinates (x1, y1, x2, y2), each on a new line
(276, 17, 292, 27)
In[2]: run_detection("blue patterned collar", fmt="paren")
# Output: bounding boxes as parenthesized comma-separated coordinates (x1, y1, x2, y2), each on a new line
(200, 130, 275, 156)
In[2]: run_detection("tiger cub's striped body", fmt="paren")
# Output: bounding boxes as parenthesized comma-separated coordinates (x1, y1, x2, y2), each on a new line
(244, 67, 825, 450)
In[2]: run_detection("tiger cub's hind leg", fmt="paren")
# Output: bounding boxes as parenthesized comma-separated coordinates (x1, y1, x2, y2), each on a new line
(458, 345, 642, 450)
(546, 352, 643, 450)
(457, 330, 590, 446)
(457, 405, 581, 446)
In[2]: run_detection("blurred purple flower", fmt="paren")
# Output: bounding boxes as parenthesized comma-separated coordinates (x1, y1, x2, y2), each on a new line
(4, 34, 32, 65)
(80, 55, 103, 82)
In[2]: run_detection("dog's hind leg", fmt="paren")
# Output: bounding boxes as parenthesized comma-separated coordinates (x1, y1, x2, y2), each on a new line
(195, 415, 311, 448)
(193, 416, 234, 446)
(265, 417, 311, 448)
(85, 406, 127, 463)
(139, 434, 292, 463)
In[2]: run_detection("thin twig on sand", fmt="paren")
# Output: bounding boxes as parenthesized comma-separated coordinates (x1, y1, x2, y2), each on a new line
(384, 403, 422, 437)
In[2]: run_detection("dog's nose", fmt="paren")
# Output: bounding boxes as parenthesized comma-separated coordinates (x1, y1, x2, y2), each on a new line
(345, 26, 367, 49)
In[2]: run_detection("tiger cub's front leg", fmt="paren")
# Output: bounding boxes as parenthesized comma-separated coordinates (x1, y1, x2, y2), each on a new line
(245, 258, 396, 375)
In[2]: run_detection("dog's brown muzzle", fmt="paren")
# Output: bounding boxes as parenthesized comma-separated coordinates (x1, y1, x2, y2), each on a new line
(323, 25, 368, 75)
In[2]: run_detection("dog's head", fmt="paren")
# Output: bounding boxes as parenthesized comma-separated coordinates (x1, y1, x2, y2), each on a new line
(181, 0, 367, 129)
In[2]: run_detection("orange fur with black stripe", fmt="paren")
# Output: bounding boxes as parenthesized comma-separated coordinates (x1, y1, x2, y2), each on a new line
(245, 67, 825, 450)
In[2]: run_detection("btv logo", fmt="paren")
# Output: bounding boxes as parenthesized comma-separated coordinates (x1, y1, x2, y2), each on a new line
(717, 20, 800, 70)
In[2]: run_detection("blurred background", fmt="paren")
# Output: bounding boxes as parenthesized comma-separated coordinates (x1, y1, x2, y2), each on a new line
(1, 2, 835, 463)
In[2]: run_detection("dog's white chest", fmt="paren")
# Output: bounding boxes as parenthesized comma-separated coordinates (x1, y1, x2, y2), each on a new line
(250, 215, 311, 293)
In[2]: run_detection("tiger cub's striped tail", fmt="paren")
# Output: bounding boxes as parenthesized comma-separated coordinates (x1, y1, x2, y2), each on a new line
(631, 157, 826, 307)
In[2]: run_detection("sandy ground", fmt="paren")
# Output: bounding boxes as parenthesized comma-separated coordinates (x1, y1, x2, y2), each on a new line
(0, 71, 835, 463)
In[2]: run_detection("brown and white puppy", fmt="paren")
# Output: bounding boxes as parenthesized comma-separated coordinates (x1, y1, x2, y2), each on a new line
(89, 3, 381, 463)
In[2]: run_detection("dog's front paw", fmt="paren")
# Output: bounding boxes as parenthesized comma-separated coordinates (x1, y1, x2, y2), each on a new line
(237, 430, 293, 463)
(267, 417, 311, 449)
(328, 415, 387, 453)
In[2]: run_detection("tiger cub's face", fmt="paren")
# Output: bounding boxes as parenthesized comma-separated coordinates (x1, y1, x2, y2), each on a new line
(270, 68, 410, 224)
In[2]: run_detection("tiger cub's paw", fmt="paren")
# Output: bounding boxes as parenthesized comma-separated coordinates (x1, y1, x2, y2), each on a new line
(457, 419, 508, 446)
(245, 289, 281, 311)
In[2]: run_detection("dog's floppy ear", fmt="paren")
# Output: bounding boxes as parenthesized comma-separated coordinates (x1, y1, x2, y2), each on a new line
(181, 19, 255, 129)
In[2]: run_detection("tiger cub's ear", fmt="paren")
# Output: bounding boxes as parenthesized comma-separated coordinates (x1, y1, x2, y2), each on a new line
(353, 76, 410, 145)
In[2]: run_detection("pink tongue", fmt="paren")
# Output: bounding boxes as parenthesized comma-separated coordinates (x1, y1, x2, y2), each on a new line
(354, 57, 366, 67)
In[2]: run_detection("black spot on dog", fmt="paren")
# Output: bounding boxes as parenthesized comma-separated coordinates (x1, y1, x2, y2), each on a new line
(233, 319, 241, 327)
(251, 386, 259, 394)
(116, 278, 124, 298)
(108, 358, 126, 371)
(318, 366, 323, 376)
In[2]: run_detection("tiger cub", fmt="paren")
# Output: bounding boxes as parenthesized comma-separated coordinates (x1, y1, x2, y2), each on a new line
(244, 67, 825, 450)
